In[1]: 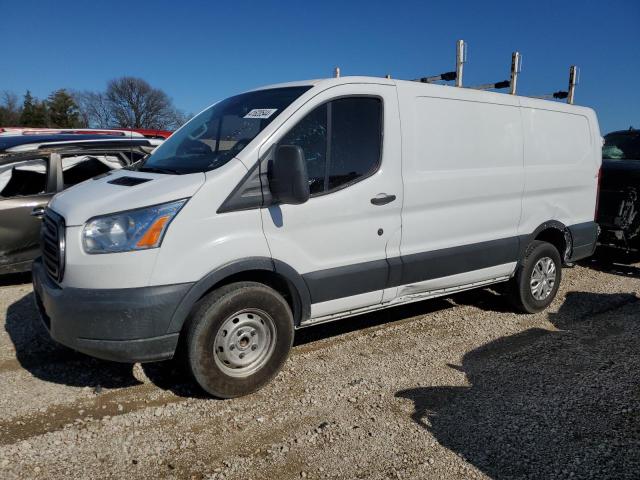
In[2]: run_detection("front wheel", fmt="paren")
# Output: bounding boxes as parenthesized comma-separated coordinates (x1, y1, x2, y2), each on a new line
(508, 240, 562, 313)
(185, 281, 294, 398)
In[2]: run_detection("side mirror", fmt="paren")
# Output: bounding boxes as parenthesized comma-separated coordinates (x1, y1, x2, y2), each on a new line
(270, 145, 310, 205)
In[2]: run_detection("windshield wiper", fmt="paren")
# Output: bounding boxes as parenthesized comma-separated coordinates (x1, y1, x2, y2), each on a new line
(137, 166, 182, 175)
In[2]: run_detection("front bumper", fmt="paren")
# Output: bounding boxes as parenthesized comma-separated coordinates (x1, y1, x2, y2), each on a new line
(32, 259, 193, 363)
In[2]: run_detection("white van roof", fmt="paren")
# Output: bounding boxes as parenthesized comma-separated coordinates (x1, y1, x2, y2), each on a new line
(252, 76, 594, 116)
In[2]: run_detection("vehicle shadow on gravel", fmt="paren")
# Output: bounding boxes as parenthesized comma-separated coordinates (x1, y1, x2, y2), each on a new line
(5, 289, 459, 398)
(0, 271, 32, 287)
(143, 297, 460, 398)
(5, 291, 228, 397)
(2, 287, 530, 398)
(445, 286, 515, 313)
(294, 297, 455, 346)
(396, 291, 640, 479)
(5, 292, 142, 389)
(581, 249, 640, 279)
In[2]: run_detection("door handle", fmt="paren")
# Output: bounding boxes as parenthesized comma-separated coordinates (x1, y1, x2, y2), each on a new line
(370, 193, 396, 206)
(31, 207, 45, 218)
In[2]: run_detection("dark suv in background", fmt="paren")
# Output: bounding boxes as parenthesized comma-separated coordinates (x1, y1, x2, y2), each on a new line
(597, 128, 640, 252)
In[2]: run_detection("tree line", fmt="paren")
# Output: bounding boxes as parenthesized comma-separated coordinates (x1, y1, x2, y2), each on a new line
(0, 77, 189, 130)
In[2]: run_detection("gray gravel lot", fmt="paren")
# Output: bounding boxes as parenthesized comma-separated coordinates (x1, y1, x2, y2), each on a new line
(0, 253, 639, 479)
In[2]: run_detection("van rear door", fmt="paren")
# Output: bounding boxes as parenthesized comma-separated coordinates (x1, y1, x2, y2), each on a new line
(260, 83, 403, 320)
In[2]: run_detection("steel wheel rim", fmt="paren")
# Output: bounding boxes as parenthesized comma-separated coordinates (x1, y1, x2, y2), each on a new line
(213, 309, 276, 378)
(530, 256, 557, 301)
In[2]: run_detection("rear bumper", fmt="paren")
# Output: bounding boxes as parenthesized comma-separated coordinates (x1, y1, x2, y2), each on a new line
(32, 259, 193, 363)
(598, 226, 639, 251)
(568, 221, 599, 262)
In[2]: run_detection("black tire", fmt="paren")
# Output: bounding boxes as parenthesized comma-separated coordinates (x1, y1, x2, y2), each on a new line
(185, 281, 294, 398)
(508, 240, 562, 313)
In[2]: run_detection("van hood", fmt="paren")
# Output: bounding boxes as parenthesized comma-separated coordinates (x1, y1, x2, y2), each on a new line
(50, 169, 206, 226)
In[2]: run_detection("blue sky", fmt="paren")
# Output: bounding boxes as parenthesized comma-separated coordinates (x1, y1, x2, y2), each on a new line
(2, 0, 638, 132)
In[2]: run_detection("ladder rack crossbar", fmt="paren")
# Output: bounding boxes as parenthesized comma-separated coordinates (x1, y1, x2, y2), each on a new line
(413, 71, 457, 83)
(466, 80, 511, 91)
(529, 91, 568, 100)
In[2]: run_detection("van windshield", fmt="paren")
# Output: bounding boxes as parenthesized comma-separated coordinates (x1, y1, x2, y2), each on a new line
(140, 86, 311, 174)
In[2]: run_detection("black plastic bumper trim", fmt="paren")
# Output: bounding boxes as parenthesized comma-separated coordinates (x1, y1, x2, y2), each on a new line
(567, 221, 598, 261)
(302, 236, 520, 304)
(32, 258, 192, 363)
(73, 333, 179, 363)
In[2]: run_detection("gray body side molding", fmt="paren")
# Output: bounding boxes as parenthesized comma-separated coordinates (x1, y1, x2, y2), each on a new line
(165, 221, 598, 335)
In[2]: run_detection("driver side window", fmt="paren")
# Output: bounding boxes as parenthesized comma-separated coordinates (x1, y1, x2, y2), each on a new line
(278, 96, 382, 196)
(279, 104, 327, 195)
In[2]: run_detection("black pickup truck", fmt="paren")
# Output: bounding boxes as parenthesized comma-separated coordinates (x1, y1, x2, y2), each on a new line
(597, 128, 640, 252)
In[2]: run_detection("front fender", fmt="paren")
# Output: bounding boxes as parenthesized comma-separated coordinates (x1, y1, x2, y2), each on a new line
(165, 257, 311, 334)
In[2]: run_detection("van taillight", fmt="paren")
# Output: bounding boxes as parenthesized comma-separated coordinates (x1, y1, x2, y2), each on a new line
(594, 166, 602, 220)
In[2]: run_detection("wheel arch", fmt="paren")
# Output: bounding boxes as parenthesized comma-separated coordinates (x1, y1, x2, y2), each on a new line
(524, 221, 572, 263)
(166, 257, 311, 335)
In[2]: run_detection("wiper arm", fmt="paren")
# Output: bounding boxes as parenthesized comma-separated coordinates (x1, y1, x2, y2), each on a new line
(126, 158, 145, 171)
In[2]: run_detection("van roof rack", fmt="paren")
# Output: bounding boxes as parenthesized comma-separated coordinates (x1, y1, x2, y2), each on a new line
(413, 40, 467, 87)
(409, 40, 579, 104)
(530, 66, 579, 104)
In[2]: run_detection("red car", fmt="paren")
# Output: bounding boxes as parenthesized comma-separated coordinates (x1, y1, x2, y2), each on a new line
(123, 128, 173, 139)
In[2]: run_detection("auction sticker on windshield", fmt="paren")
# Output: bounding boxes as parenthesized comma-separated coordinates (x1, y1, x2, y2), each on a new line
(244, 108, 278, 119)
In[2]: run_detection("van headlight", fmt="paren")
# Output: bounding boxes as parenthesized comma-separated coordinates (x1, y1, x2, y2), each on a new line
(82, 199, 187, 254)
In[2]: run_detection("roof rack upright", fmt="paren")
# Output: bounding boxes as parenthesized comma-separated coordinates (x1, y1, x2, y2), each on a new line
(530, 65, 579, 104)
(455, 39, 466, 87)
(509, 51, 522, 95)
(413, 39, 466, 85)
(567, 65, 579, 104)
(466, 47, 521, 93)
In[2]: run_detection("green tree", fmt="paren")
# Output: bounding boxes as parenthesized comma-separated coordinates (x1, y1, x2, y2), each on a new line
(20, 90, 35, 125)
(20, 90, 48, 127)
(47, 89, 82, 128)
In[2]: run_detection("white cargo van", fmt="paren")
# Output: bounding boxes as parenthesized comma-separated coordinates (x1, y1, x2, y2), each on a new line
(33, 77, 601, 397)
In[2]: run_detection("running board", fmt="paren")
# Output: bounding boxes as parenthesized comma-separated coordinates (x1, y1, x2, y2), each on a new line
(298, 276, 511, 328)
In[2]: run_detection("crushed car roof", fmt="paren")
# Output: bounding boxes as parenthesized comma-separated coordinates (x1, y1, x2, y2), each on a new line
(0, 134, 124, 152)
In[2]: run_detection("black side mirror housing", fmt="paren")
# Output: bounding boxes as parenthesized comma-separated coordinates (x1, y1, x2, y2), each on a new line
(270, 145, 310, 205)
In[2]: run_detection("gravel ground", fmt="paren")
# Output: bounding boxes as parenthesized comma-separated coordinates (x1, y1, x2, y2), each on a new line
(0, 253, 638, 479)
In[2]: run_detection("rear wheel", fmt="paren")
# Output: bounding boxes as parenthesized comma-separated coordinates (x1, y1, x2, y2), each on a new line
(185, 282, 294, 398)
(508, 240, 562, 313)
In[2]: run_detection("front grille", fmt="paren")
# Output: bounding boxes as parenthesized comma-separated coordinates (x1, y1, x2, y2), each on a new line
(41, 209, 65, 282)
